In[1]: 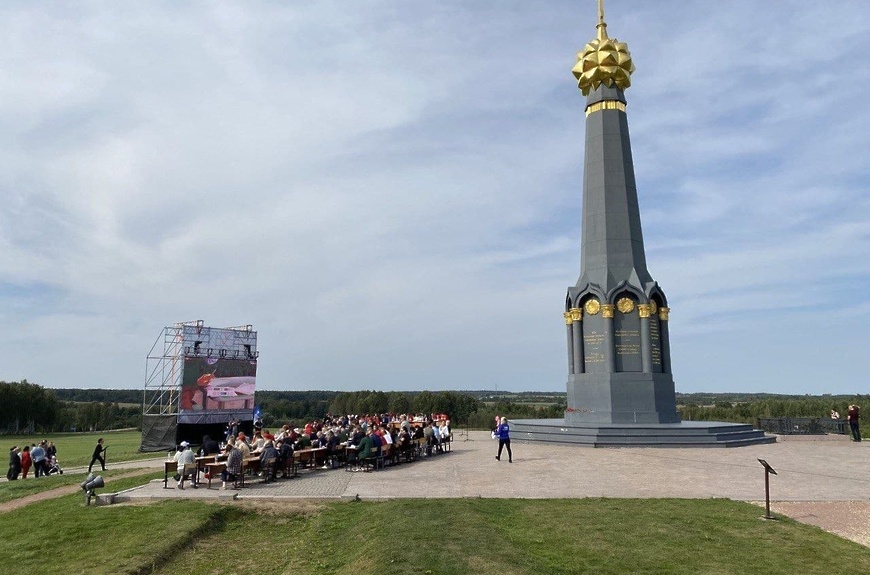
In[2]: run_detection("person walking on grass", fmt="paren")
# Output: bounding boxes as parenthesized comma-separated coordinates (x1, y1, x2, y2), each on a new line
(88, 438, 107, 472)
(495, 417, 512, 463)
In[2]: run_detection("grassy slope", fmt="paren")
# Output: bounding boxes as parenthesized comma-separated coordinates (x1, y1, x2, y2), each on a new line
(0, 471, 179, 572)
(3, 431, 870, 574)
(0, 468, 160, 504)
(2, 471, 869, 575)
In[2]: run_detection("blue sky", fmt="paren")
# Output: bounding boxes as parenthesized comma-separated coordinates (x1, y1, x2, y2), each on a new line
(1, 1, 868, 394)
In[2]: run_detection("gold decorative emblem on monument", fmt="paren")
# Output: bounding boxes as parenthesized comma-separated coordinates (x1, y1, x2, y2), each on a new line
(601, 304, 615, 319)
(649, 300, 658, 315)
(569, 307, 583, 322)
(573, 0, 635, 96)
(564, 311, 573, 325)
(659, 307, 670, 321)
(637, 304, 651, 318)
(584, 299, 601, 315)
(616, 297, 634, 314)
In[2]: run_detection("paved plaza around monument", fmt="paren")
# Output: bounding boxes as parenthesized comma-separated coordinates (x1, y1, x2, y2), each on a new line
(111, 432, 868, 503)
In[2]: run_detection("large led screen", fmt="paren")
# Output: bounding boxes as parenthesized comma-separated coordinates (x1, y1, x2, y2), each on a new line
(179, 357, 257, 415)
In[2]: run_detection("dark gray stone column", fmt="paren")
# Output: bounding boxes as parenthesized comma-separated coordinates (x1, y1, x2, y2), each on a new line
(564, 312, 574, 374)
(601, 304, 615, 372)
(659, 307, 671, 374)
(571, 308, 584, 374)
(639, 304, 653, 373)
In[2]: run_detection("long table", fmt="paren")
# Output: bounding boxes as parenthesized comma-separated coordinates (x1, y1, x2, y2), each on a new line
(164, 455, 221, 488)
(292, 447, 327, 476)
(205, 456, 261, 488)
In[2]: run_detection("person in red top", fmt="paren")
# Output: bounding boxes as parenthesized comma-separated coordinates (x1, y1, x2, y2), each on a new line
(19, 445, 32, 479)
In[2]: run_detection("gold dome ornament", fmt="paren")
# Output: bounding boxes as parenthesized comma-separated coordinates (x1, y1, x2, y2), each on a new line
(573, 0, 635, 95)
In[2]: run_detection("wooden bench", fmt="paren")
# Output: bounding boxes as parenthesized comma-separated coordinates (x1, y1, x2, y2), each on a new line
(237, 457, 260, 488)
(205, 462, 226, 489)
(376, 443, 391, 470)
(278, 453, 295, 478)
(261, 457, 278, 482)
(414, 437, 427, 459)
(163, 460, 177, 489)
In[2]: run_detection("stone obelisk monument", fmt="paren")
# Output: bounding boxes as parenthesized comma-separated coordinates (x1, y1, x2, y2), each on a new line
(511, 2, 772, 446)
(563, 1, 679, 424)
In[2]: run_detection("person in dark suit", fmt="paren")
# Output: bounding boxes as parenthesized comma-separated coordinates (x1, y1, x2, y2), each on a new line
(88, 438, 107, 472)
(7, 446, 21, 480)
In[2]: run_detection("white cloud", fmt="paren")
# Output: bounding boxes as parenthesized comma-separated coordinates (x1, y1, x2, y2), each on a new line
(0, 1, 868, 395)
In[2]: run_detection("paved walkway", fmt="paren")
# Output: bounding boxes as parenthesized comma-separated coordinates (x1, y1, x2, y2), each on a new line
(65, 432, 870, 545)
(109, 432, 869, 501)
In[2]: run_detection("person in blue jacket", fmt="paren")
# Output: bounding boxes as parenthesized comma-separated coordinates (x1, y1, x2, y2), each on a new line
(495, 417, 512, 463)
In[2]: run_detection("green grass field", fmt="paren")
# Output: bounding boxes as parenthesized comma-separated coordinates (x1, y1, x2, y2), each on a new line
(1, 430, 157, 468)
(0, 467, 159, 504)
(0, 490, 868, 574)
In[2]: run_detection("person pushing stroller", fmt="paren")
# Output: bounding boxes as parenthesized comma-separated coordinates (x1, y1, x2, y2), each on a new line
(46, 454, 64, 475)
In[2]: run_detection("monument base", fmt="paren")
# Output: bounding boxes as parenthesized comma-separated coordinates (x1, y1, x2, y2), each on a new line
(567, 372, 681, 424)
(510, 418, 775, 448)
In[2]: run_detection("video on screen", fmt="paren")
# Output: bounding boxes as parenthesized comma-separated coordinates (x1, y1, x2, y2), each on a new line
(179, 357, 257, 413)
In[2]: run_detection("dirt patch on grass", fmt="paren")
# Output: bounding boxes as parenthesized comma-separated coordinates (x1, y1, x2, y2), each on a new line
(233, 498, 329, 516)
(763, 500, 870, 548)
(0, 469, 156, 513)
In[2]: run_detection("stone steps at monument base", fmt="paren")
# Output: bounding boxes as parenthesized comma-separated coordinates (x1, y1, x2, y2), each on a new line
(510, 419, 776, 448)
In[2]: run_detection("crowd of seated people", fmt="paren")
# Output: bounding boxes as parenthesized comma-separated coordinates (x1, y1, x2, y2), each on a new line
(193, 413, 453, 486)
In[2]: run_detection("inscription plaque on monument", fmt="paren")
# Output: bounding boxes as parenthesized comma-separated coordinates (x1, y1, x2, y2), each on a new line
(582, 312, 606, 372)
(613, 304, 641, 372)
(649, 314, 662, 372)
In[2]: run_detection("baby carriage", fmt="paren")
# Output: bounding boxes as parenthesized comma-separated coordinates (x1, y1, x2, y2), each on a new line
(46, 455, 64, 475)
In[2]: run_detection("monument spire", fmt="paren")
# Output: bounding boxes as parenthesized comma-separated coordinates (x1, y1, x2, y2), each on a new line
(597, 0, 607, 39)
(510, 2, 773, 446)
(564, 1, 678, 425)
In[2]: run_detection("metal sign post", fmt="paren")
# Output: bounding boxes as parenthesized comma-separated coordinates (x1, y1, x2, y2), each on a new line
(757, 458, 778, 520)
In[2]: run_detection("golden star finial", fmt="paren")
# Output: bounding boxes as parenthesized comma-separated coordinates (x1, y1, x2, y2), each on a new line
(573, 0, 635, 95)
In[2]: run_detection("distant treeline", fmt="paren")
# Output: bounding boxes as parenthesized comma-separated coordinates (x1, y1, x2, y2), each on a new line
(53, 388, 141, 404)
(258, 390, 867, 428)
(0, 381, 141, 434)
(678, 394, 865, 425)
(255, 389, 564, 429)
(1, 380, 864, 434)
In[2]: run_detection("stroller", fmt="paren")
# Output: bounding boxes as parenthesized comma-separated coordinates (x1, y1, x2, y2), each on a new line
(46, 455, 64, 475)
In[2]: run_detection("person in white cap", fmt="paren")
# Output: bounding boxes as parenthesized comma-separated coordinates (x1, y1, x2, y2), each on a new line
(174, 441, 195, 488)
